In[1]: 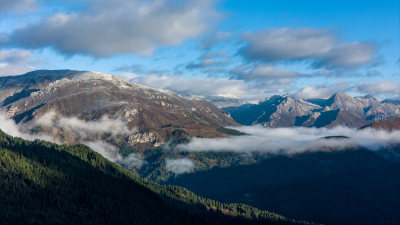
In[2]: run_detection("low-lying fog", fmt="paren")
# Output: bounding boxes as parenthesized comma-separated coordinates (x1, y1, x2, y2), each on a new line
(2, 111, 400, 175)
(176, 125, 400, 154)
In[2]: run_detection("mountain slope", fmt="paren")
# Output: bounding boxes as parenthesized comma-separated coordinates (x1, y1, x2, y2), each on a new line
(167, 148, 400, 225)
(361, 117, 400, 131)
(0, 129, 308, 225)
(223, 93, 400, 128)
(0, 70, 237, 150)
(223, 95, 319, 126)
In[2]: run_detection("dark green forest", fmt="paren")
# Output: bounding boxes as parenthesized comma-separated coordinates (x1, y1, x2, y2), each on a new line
(167, 147, 400, 225)
(0, 129, 311, 225)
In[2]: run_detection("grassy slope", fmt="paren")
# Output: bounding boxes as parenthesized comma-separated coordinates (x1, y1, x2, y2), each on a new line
(0, 129, 310, 225)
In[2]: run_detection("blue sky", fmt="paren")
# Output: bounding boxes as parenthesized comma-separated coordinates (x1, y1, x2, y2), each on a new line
(0, 0, 399, 101)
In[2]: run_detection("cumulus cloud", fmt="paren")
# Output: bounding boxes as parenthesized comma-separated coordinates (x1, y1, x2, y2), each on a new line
(165, 158, 196, 175)
(312, 42, 377, 69)
(176, 125, 400, 154)
(127, 73, 269, 101)
(8, 0, 220, 57)
(293, 82, 352, 100)
(125, 72, 293, 105)
(239, 28, 377, 69)
(234, 64, 301, 81)
(240, 28, 334, 62)
(295, 86, 336, 99)
(0, 48, 36, 76)
(0, 49, 33, 63)
(353, 80, 400, 97)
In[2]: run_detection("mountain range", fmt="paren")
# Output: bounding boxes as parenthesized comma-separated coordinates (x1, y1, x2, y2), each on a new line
(2, 70, 400, 225)
(223, 93, 400, 128)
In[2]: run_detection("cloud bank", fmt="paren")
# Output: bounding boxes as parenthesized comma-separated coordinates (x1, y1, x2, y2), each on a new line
(35, 110, 135, 140)
(0, 111, 143, 168)
(0, 113, 53, 141)
(8, 0, 220, 57)
(176, 125, 400, 154)
(127, 73, 273, 101)
(239, 28, 377, 69)
(122, 71, 294, 105)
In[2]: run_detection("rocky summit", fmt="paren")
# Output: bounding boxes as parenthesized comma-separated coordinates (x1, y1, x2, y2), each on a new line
(0, 70, 237, 150)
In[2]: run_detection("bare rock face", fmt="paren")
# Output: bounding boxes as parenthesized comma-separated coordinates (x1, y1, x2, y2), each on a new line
(0, 70, 238, 150)
(223, 93, 400, 128)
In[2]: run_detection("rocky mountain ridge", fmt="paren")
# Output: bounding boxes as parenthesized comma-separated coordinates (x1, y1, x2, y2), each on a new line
(223, 93, 400, 128)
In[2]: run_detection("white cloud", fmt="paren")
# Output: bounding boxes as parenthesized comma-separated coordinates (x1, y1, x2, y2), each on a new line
(0, 49, 33, 63)
(165, 158, 196, 175)
(0, 48, 36, 76)
(313, 42, 377, 69)
(0, 63, 35, 76)
(354, 80, 400, 97)
(0, 112, 53, 142)
(84, 141, 123, 162)
(176, 125, 400, 154)
(240, 28, 334, 62)
(0, 110, 143, 168)
(83, 141, 145, 168)
(295, 86, 335, 99)
(118, 153, 145, 169)
(239, 28, 377, 69)
(9, 0, 220, 57)
(235, 64, 301, 81)
(126, 73, 271, 101)
(35, 110, 136, 139)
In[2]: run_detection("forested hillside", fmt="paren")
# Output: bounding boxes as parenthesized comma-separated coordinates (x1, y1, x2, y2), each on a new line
(0, 129, 309, 225)
(167, 148, 400, 225)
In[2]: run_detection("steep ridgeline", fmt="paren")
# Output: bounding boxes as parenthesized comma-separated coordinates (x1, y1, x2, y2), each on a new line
(0, 70, 237, 150)
(0, 129, 309, 225)
(223, 93, 400, 128)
